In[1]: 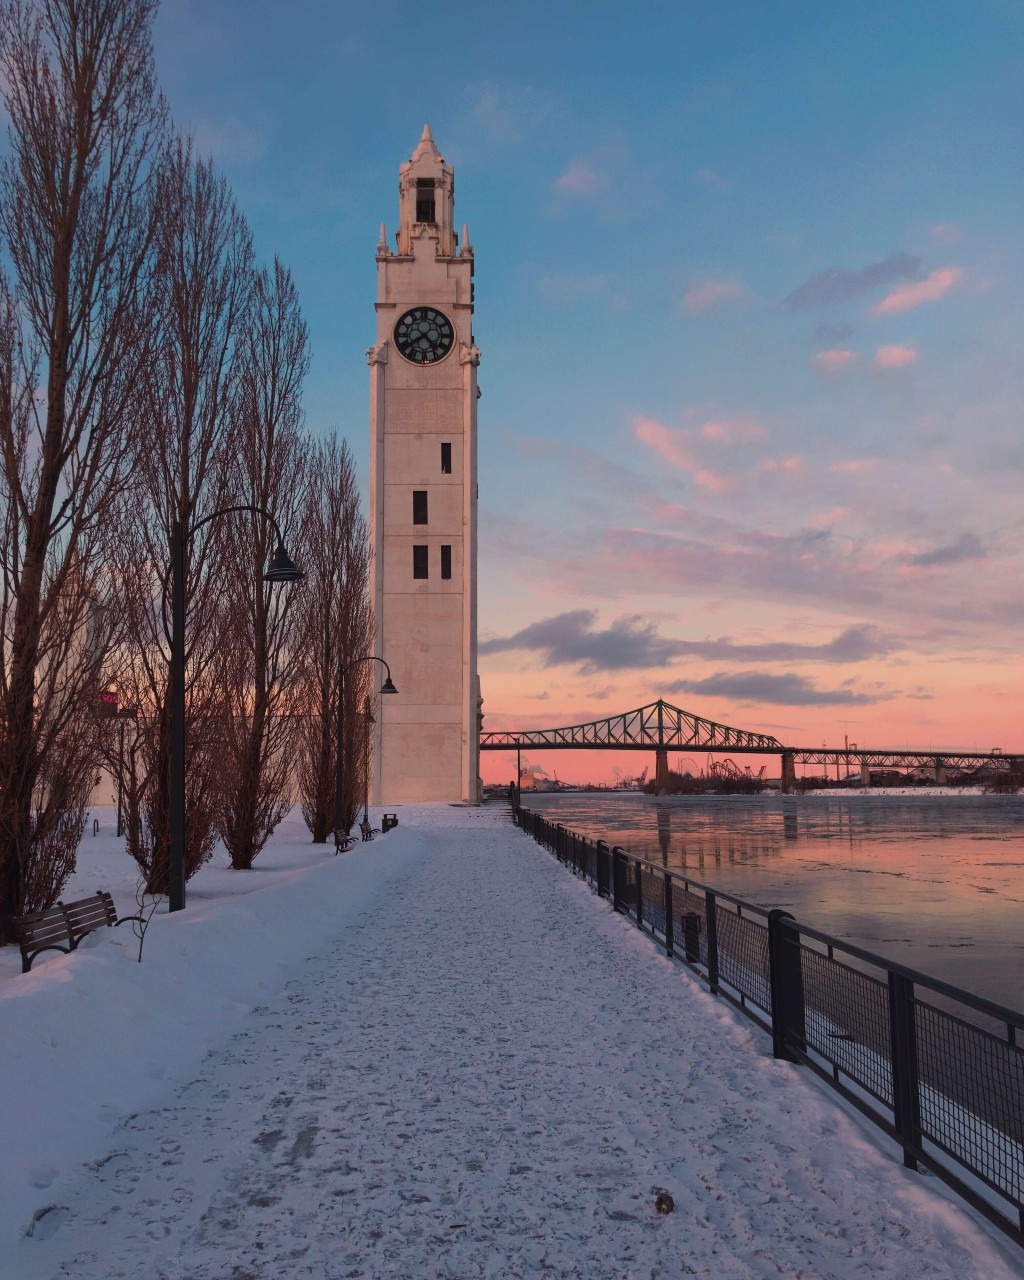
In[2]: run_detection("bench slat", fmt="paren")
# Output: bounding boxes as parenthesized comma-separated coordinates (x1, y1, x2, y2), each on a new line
(65, 904, 114, 929)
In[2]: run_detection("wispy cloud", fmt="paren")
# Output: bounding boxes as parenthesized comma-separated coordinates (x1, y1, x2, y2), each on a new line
(872, 267, 963, 316)
(699, 417, 767, 445)
(479, 610, 683, 672)
(665, 671, 896, 707)
(552, 158, 606, 197)
(903, 532, 986, 567)
(693, 167, 735, 192)
(829, 458, 877, 475)
(783, 252, 921, 311)
(813, 349, 860, 376)
(874, 344, 917, 369)
(465, 84, 555, 142)
(683, 279, 744, 316)
(631, 416, 696, 471)
(480, 611, 895, 672)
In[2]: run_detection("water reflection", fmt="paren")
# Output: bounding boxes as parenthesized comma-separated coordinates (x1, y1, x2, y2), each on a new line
(526, 792, 1024, 1012)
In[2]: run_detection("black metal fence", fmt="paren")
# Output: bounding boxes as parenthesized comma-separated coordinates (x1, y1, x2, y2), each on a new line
(513, 803, 1024, 1247)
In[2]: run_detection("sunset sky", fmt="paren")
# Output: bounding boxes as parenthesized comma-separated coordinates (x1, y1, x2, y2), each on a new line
(152, 0, 1024, 783)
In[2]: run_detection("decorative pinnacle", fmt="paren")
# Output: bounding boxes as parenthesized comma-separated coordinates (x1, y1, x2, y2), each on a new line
(460, 222, 473, 257)
(377, 221, 391, 255)
(412, 122, 442, 162)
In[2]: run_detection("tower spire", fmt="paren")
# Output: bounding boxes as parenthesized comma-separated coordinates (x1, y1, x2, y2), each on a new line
(412, 122, 441, 162)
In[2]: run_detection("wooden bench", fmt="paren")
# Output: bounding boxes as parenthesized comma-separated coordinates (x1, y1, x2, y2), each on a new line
(359, 819, 375, 842)
(13, 891, 141, 973)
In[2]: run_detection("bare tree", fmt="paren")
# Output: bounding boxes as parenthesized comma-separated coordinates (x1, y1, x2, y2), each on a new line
(0, 0, 164, 935)
(216, 259, 308, 869)
(112, 137, 254, 894)
(294, 436, 372, 843)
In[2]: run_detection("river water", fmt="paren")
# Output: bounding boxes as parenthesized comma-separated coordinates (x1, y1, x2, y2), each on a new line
(523, 791, 1024, 1014)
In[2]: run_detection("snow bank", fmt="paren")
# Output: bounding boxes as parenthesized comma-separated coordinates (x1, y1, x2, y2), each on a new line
(0, 806, 422, 1243)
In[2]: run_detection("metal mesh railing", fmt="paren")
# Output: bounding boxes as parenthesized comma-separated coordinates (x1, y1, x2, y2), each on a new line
(714, 906, 772, 1018)
(914, 998, 1024, 1204)
(799, 945, 893, 1107)
(513, 801, 1024, 1248)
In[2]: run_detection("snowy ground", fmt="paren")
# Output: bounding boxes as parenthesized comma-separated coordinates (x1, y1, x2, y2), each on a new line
(2, 803, 1021, 1278)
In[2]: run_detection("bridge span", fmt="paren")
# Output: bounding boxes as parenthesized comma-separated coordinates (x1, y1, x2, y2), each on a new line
(479, 699, 1022, 792)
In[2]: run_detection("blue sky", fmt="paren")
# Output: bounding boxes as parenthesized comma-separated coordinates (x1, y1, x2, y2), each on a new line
(152, 0, 1024, 777)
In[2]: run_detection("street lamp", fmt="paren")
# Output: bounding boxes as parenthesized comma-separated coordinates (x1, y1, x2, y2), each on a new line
(334, 656, 397, 848)
(116, 706, 139, 838)
(362, 696, 375, 827)
(168, 505, 303, 912)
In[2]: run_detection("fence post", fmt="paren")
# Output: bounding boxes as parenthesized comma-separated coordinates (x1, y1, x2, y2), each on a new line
(705, 892, 720, 993)
(768, 909, 806, 1062)
(663, 875, 674, 957)
(596, 841, 609, 898)
(888, 972, 921, 1170)
(612, 847, 626, 913)
(634, 859, 643, 927)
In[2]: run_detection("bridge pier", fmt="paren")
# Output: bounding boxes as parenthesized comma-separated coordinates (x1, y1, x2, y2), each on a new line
(781, 751, 796, 795)
(934, 757, 947, 785)
(861, 762, 871, 788)
(655, 747, 670, 794)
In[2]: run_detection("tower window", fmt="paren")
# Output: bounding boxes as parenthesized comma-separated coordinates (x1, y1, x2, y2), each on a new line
(440, 442, 452, 474)
(412, 490, 428, 524)
(441, 545, 452, 580)
(416, 178, 435, 223)
(413, 545, 428, 579)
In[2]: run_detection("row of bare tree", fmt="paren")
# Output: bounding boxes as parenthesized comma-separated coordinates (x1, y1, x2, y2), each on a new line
(0, 0, 371, 941)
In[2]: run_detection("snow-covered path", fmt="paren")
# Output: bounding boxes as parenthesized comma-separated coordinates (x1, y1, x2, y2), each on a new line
(11, 805, 1021, 1278)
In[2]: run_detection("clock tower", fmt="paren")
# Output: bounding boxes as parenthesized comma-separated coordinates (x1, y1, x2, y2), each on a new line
(368, 125, 480, 804)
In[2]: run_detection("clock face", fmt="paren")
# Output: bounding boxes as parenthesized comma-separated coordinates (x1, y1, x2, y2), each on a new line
(393, 307, 455, 364)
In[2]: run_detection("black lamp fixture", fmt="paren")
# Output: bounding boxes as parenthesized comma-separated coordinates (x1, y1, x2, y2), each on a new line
(265, 542, 304, 583)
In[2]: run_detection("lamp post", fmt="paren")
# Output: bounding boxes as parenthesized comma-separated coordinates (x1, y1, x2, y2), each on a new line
(168, 505, 303, 912)
(116, 706, 138, 838)
(334, 656, 397, 848)
(362, 696, 375, 827)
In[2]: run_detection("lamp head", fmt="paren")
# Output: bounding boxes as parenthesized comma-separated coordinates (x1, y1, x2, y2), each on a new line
(380, 675, 398, 695)
(265, 543, 304, 584)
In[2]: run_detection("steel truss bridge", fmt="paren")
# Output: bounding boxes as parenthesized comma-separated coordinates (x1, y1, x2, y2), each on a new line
(479, 699, 1023, 788)
(480, 700, 780, 754)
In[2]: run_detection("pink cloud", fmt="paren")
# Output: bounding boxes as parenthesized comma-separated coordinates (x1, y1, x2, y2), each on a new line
(830, 458, 877, 475)
(683, 279, 743, 316)
(631, 415, 695, 471)
(872, 267, 963, 316)
(874, 344, 917, 369)
(813, 349, 860, 376)
(812, 505, 857, 524)
(694, 469, 732, 494)
(700, 417, 767, 444)
(552, 159, 605, 197)
(758, 455, 802, 476)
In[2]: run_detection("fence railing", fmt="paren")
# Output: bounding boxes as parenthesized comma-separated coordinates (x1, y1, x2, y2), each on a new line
(513, 802, 1024, 1247)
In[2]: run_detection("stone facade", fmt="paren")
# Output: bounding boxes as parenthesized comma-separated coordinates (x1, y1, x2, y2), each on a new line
(369, 125, 480, 804)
